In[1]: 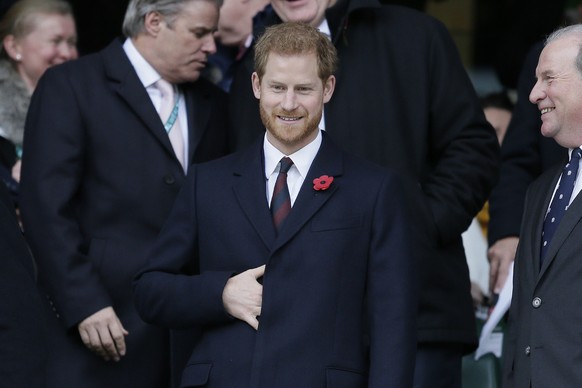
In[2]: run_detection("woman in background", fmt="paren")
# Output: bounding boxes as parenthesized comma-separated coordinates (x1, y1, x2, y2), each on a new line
(0, 0, 77, 199)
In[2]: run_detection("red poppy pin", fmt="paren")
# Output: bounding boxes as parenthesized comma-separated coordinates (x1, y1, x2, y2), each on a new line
(313, 175, 334, 191)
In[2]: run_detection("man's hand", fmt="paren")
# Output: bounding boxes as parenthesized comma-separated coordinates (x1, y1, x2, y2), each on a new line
(487, 236, 519, 295)
(12, 159, 21, 182)
(78, 306, 129, 362)
(222, 265, 265, 330)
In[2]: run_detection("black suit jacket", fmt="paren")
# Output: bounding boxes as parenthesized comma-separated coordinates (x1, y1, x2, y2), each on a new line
(0, 182, 46, 387)
(503, 163, 582, 387)
(20, 39, 229, 387)
(134, 133, 417, 387)
(229, 0, 499, 350)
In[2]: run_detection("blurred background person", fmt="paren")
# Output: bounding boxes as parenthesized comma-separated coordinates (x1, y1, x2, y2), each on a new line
(202, 0, 269, 91)
(0, 0, 77, 201)
(482, 92, 514, 146)
(463, 91, 514, 308)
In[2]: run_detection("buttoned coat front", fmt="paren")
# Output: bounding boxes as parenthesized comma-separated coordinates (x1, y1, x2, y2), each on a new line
(20, 39, 229, 388)
(229, 0, 499, 351)
(503, 160, 582, 387)
(134, 134, 418, 388)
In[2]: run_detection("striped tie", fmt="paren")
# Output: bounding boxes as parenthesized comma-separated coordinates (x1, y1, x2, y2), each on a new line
(271, 157, 294, 231)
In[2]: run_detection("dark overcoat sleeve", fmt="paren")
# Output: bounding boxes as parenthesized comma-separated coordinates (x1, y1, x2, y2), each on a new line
(20, 66, 113, 328)
(0, 183, 46, 387)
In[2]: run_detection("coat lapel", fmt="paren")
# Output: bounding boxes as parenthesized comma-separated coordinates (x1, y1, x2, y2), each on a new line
(536, 157, 582, 277)
(540, 184, 582, 276)
(102, 40, 178, 161)
(232, 134, 345, 252)
(183, 84, 212, 165)
(272, 134, 344, 252)
(232, 140, 277, 249)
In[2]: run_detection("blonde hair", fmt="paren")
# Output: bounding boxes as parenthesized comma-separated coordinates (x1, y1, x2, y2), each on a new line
(0, 0, 73, 59)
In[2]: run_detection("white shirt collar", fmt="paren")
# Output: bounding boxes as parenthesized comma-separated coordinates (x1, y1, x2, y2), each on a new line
(317, 19, 331, 39)
(123, 38, 162, 88)
(264, 130, 323, 179)
(243, 34, 253, 49)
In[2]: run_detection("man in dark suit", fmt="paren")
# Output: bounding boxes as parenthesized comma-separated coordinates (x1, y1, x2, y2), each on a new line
(19, 0, 228, 386)
(227, 1, 499, 386)
(503, 24, 582, 387)
(0, 182, 46, 387)
(134, 22, 417, 387)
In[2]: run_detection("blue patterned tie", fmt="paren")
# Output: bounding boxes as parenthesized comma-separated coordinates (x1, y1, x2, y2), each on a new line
(540, 148, 582, 265)
(271, 157, 294, 232)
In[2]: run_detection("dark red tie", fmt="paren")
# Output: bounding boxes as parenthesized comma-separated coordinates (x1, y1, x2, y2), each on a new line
(271, 157, 294, 231)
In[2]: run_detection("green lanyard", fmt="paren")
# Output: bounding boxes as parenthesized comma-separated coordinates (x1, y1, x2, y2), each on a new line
(164, 96, 180, 133)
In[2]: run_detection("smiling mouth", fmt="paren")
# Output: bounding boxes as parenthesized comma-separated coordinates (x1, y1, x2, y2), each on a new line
(541, 107, 555, 115)
(277, 115, 302, 122)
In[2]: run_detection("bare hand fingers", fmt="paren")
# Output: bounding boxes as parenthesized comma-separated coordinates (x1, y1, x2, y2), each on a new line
(488, 258, 499, 293)
(77, 307, 128, 362)
(251, 264, 266, 279)
(108, 319, 128, 359)
(494, 258, 511, 295)
(85, 326, 111, 361)
(246, 315, 259, 331)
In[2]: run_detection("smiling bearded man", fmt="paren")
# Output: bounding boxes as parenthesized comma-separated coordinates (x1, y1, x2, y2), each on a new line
(133, 22, 417, 387)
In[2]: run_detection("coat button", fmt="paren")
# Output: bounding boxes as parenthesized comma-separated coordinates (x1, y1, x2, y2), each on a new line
(532, 297, 542, 308)
(164, 174, 176, 185)
(525, 346, 531, 356)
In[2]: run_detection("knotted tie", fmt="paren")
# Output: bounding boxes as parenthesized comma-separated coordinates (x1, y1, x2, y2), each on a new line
(156, 79, 185, 171)
(540, 148, 582, 265)
(271, 157, 294, 231)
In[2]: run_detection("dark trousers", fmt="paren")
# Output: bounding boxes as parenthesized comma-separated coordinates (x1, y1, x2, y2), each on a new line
(413, 343, 463, 388)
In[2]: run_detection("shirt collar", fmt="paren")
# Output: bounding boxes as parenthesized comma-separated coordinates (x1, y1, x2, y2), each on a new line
(317, 19, 331, 38)
(264, 130, 323, 179)
(123, 38, 162, 88)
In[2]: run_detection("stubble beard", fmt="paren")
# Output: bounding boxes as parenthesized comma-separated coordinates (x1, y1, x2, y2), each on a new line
(259, 103, 322, 150)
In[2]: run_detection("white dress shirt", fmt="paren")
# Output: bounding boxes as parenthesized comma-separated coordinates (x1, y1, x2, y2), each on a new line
(123, 39, 189, 165)
(315, 19, 331, 132)
(264, 130, 323, 207)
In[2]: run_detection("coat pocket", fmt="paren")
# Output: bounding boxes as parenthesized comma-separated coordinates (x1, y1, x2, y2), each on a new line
(326, 366, 367, 388)
(180, 362, 212, 387)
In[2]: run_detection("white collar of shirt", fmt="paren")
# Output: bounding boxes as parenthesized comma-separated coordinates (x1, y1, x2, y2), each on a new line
(122, 38, 189, 170)
(317, 19, 331, 39)
(123, 38, 160, 88)
(313, 19, 330, 131)
(243, 34, 253, 49)
(264, 130, 323, 206)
